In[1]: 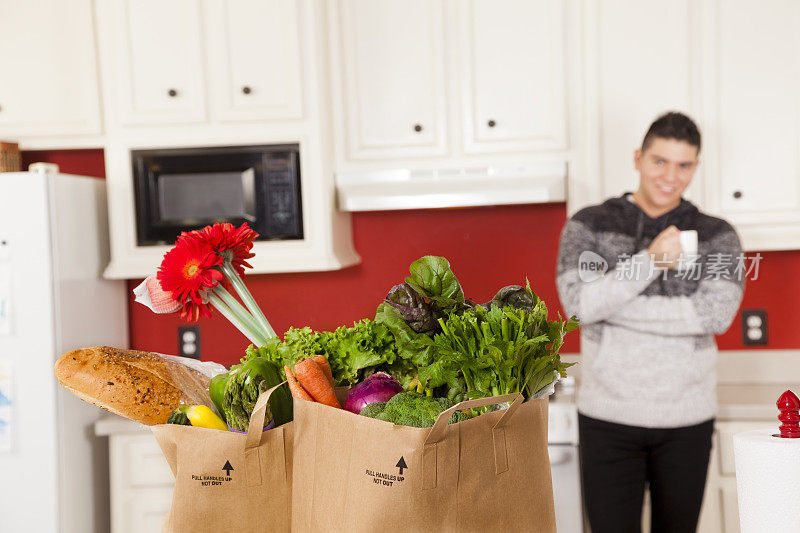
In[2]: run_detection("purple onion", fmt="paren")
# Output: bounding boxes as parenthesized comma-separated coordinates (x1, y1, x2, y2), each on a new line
(344, 372, 404, 414)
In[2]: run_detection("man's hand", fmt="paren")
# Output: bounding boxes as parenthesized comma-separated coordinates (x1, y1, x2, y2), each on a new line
(648, 225, 683, 269)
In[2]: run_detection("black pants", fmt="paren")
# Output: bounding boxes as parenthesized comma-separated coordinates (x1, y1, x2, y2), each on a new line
(578, 414, 714, 533)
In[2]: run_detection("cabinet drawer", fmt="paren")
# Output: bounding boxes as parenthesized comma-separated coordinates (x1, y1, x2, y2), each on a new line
(112, 433, 174, 488)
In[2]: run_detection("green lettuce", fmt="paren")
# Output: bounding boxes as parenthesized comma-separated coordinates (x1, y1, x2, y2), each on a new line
(318, 319, 398, 385)
(243, 320, 399, 386)
(404, 256, 468, 314)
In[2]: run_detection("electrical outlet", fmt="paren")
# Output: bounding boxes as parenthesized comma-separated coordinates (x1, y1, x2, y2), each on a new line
(741, 309, 768, 346)
(178, 326, 201, 359)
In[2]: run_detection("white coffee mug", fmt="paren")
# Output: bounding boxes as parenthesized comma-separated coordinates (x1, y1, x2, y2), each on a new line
(678, 230, 698, 270)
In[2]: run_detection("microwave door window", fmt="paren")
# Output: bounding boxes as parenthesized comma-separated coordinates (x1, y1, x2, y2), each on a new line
(157, 171, 257, 224)
(241, 167, 256, 220)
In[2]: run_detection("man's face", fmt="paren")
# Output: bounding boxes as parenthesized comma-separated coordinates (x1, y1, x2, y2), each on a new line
(634, 137, 699, 211)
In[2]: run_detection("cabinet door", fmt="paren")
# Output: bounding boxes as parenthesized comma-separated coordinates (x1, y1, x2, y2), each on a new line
(597, 0, 695, 201)
(205, 0, 303, 122)
(457, 0, 567, 154)
(565, 0, 701, 216)
(720, 483, 741, 533)
(333, 0, 448, 159)
(110, 434, 174, 533)
(111, 0, 206, 125)
(711, 0, 800, 217)
(120, 488, 173, 533)
(0, 0, 101, 138)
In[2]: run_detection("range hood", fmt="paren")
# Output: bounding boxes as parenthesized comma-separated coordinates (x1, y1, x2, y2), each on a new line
(335, 162, 567, 211)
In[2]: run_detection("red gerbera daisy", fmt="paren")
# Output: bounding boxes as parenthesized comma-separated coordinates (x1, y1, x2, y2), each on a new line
(157, 238, 224, 320)
(179, 299, 214, 322)
(179, 222, 258, 276)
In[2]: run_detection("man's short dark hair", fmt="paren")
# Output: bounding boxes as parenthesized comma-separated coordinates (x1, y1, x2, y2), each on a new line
(641, 112, 701, 154)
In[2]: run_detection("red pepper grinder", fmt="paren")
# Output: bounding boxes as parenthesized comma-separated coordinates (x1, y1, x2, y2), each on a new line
(776, 389, 800, 438)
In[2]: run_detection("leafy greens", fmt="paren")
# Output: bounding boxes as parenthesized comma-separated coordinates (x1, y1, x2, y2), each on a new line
(244, 256, 578, 402)
(419, 284, 578, 402)
(244, 320, 399, 386)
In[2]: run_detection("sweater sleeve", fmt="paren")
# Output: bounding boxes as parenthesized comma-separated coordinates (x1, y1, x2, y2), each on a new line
(605, 226, 745, 335)
(556, 218, 660, 325)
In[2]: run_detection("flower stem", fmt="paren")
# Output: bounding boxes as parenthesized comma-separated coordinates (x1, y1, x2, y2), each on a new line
(212, 285, 267, 343)
(207, 291, 266, 346)
(221, 261, 276, 338)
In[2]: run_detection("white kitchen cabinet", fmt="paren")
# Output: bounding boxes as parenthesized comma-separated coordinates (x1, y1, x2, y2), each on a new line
(329, 0, 574, 166)
(569, 0, 700, 214)
(0, 0, 102, 142)
(326, 0, 578, 211)
(108, 432, 174, 533)
(330, 0, 449, 159)
(102, 0, 207, 126)
(205, 0, 304, 122)
(100, 0, 360, 278)
(708, 0, 800, 216)
(698, 0, 800, 251)
(456, 0, 567, 154)
(571, 0, 800, 251)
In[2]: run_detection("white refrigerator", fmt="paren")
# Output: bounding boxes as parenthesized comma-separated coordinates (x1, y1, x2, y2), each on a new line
(0, 167, 128, 532)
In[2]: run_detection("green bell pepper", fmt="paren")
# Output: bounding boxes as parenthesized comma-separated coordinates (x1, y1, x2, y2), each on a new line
(209, 372, 229, 420)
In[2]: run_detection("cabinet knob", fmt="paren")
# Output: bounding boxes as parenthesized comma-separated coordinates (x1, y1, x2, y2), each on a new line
(733, 190, 743, 199)
(167, 88, 178, 98)
(487, 119, 496, 128)
(413, 124, 423, 133)
(242, 86, 252, 95)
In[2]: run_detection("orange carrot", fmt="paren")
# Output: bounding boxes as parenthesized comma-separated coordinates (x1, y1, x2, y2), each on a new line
(310, 355, 334, 387)
(285, 365, 313, 401)
(293, 359, 341, 408)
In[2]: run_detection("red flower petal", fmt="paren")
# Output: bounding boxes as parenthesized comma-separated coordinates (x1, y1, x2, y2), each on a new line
(157, 239, 223, 318)
(178, 222, 258, 276)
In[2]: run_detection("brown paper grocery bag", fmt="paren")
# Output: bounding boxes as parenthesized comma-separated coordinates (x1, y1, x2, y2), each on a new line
(152, 384, 293, 533)
(292, 393, 556, 532)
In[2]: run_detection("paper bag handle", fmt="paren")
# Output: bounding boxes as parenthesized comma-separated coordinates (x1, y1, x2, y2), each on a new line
(422, 393, 524, 490)
(245, 382, 286, 450)
(424, 392, 523, 445)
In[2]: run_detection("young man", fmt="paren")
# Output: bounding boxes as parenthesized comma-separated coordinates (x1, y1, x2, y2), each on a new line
(556, 112, 744, 532)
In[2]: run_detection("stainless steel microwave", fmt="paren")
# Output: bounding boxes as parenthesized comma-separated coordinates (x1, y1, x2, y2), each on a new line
(132, 144, 303, 245)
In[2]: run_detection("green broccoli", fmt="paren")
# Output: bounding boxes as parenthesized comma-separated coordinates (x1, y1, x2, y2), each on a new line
(358, 392, 469, 428)
(359, 402, 387, 418)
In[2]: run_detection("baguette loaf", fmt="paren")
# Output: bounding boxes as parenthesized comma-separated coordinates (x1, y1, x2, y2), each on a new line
(55, 346, 211, 426)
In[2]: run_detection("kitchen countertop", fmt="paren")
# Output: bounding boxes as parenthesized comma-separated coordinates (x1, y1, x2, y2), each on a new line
(94, 415, 149, 436)
(716, 383, 795, 420)
(558, 352, 798, 422)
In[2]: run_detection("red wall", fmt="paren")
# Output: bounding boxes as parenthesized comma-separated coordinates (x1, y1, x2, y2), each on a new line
(23, 149, 800, 367)
(22, 149, 106, 178)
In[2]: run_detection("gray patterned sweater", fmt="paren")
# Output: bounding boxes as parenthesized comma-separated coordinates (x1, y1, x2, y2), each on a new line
(556, 194, 744, 428)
